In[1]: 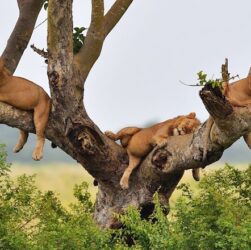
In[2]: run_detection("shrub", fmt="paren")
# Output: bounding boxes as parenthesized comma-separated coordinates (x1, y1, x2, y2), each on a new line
(119, 165, 251, 250)
(0, 144, 250, 249)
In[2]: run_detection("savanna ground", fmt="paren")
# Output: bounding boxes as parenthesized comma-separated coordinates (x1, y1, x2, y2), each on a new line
(9, 161, 248, 207)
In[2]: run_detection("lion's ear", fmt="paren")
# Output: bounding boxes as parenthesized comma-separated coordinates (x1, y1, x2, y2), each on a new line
(187, 112, 196, 119)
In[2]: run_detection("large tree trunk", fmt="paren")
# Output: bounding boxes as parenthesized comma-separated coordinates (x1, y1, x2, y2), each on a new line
(1, 0, 251, 228)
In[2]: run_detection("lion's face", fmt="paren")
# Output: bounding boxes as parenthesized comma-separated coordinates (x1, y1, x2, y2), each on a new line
(173, 112, 201, 136)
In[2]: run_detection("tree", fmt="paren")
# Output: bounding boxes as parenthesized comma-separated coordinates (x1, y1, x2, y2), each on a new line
(0, 0, 250, 228)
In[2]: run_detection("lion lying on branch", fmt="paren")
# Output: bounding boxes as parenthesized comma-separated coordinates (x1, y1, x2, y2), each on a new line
(105, 112, 201, 189)
(0, 58, 51, 160)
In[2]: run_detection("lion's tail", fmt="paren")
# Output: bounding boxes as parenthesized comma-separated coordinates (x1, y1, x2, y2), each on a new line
(105, 127, 142, 148)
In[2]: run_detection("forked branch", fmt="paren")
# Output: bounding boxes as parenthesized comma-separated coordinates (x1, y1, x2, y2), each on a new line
(74, 0, 134, 84)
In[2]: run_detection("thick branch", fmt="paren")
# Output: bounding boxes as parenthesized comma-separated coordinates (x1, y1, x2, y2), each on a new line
(139, 87, 251, 182)
(1, 0, 44, 73)
(47, 0, 75, 105)
(0, 102, 66, 150)
(200, 84, 233, 119)
(104, 0, 133, 36)
(0, 102, 121, 177)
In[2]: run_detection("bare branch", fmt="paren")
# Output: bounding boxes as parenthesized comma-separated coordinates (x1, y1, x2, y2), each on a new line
(74, 0, 105, 81)
(1, 0, 44, 73)
(221, 58, 230, 83)
(30, 44, 48, 59)
(90, 0, 105, 30)
(104, 0, 133, 37)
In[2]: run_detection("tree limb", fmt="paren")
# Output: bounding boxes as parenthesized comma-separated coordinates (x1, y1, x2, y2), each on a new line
(1, 0, 44, 73)
(47, 0, 74, 105)
(141, 86, 251, 179)
(74, 0, 134, 82)
(104, 0, 133, 37)
(30, 44, 48, 59)
(74, 0, 105, 82)
(90, 0, 105, 30)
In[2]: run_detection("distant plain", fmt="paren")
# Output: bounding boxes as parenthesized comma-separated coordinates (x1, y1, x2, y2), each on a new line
(9, 162, 249, 208)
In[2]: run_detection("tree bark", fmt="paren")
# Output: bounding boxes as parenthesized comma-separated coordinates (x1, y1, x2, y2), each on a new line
(1, 0, 44, 73)
(1, 0, 251, 229)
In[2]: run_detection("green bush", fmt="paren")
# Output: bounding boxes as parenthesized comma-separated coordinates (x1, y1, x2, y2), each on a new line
(0, 145, 121, 250)
(0, 144, 250, 249)
(118, 165, 251, 250)
(173, 165, 251, 250)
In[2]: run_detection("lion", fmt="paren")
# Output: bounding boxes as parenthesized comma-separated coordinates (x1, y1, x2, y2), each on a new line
(105, 112, 201, 189)
(203, 72, 251, 161)
(0, 58, 51, 160)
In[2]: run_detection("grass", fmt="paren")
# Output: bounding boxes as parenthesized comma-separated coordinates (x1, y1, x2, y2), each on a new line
(9, 162, 250, 208)
(10, 162, 97, 207)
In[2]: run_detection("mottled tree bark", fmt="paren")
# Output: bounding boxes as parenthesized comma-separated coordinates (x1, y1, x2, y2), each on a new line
(0, 0, 251, 228)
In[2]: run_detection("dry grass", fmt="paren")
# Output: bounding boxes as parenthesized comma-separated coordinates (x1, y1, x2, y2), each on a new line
(9, 162, 249, 208)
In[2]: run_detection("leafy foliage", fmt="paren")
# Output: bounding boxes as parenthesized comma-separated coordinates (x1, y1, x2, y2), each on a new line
(118, 165, 251, 249)
(196, 70, 239, 89)
(73, 27, 86, 54)
(173, 165, 251, 250)
(197, 71, 223, 88)
(0, 144, 250, 249)
(0, 145, 118, 250)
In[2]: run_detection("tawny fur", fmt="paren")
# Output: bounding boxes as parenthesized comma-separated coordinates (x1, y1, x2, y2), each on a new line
(105, 112, 201, 189)
(0, 58, 51, 161)
(224, 75, 251, 147)
(203, 73, 251, 161)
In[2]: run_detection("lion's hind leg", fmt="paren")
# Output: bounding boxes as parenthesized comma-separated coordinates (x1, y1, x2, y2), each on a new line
(120, 152, 141, 190)
(13, 130, 28, 153)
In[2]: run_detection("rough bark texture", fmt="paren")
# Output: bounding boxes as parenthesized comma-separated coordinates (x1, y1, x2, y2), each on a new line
(1, 0, 251, 229)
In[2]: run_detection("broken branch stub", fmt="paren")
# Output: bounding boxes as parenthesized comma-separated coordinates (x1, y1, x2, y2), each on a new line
(199, 84, 233, 119)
